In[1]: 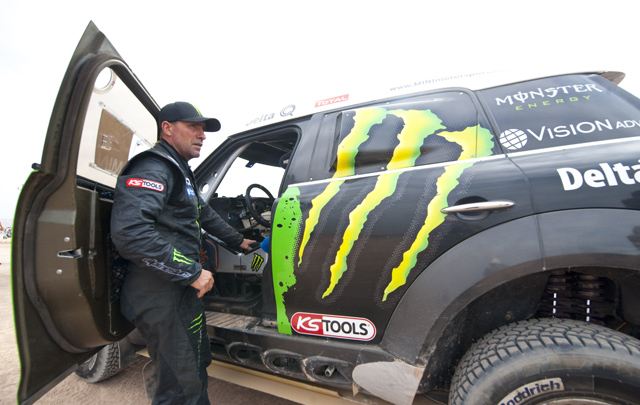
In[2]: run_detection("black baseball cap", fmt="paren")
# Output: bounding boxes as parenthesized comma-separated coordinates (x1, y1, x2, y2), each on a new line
(158, 102, 221, 132)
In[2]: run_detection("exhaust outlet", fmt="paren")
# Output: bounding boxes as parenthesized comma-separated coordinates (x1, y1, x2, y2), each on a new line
(324, 365, 335, 377)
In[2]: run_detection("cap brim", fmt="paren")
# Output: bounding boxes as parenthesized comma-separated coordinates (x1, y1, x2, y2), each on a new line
(183, 117, 221, 132)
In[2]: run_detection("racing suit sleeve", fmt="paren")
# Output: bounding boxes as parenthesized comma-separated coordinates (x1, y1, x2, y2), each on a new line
(199, 202, 244, 247)
(111, 155, 203, 286)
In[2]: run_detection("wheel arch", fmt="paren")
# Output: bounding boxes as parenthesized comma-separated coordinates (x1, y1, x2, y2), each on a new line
(380, 209, 640, 392)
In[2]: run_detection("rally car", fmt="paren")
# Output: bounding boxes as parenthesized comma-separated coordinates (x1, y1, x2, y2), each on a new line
(13, 22, 640, 404)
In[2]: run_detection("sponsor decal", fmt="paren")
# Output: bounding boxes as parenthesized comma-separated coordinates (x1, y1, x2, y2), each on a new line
(499, 129, 528, 151)
(189, 314, 205, 371)
(142, 258, 191, 278)
(315, 94, 349, 108)
(126, 178, 165, 192)
(498, 118, 640, 150)
(557, 159, 640, 190)
(499, 378, 564, 405)
(388, 71, 495, 92)
(272, 109, 495, 333)
(251, 253, 265, 272)
(296, 107, 495, 301)
(185, 178, 196, 197)
(246, 104, 296, 126)
(291, 312, 376, 341)
(494, 83, 603, 109)
(173, 248, 194, 264)
(280, 104, 296, 117)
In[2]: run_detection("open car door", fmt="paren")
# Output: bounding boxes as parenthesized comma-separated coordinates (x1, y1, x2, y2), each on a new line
(12, 21, 158, 404)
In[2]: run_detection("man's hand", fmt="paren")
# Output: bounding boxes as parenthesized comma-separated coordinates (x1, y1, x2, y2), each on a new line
(190, 269, 214, 298)
(239, 238, 257, 251)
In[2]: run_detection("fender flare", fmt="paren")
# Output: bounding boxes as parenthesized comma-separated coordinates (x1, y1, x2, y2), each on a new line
(381, 209, 640, 365)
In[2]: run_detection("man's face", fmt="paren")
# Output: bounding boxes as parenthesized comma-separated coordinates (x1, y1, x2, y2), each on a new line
(162, 121, 207, 160)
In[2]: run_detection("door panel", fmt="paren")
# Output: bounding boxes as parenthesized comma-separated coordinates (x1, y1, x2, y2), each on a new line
(270, 92, 535, 341)
(12, 21, 157, 404)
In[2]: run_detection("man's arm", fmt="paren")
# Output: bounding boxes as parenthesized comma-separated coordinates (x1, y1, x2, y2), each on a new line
(199, 202, 256, 249)
(238, 238, 255, 250)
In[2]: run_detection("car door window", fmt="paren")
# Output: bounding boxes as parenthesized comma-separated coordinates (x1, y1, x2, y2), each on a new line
(77, 67, 156, 187)
(325, 91, 500, 179)
(479, 74, 640, 153)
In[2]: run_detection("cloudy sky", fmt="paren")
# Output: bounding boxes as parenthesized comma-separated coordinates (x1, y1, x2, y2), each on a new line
(1, 0, 639, 223)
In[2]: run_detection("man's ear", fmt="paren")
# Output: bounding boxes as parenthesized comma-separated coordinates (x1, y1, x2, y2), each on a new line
(161, 121, 173, 138)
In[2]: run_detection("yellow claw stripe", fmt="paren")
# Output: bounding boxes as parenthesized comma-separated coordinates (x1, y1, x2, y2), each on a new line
(298, 108, 388, 265)
(382, 126, 495, 301)
(322, 110, 444, 298)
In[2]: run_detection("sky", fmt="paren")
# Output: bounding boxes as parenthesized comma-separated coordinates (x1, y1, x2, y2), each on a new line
(1, 0, 639, 224)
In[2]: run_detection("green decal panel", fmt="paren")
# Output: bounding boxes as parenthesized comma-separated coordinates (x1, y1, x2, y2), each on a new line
(274, 98, 500, 338)
(298, 108, 387, 265)
(272, 187, 302, 334)
(383, 126, 495, 300)
(323, 109, 445, 297)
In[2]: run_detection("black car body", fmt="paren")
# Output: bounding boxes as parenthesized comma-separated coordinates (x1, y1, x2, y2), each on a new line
(13, 22, 640, 404)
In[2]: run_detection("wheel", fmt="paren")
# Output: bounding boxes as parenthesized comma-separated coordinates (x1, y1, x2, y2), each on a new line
(75, 343, 122, 383)
(244, 183, 274, 228)
(449, 318, 640, 405)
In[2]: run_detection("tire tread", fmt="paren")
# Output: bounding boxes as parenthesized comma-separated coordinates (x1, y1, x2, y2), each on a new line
(449, 318, 640, 405)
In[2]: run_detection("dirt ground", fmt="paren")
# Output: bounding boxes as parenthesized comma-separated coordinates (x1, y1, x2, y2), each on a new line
(0, 240, 297, 404)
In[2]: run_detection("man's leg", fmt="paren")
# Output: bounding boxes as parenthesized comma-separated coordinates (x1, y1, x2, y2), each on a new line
(121, 274, 212, 405)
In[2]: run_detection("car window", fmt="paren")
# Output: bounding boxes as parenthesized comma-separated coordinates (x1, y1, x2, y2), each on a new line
(479, 74, 640, 153)
(202, 130, 299, 201)
(328, 91, 498, 177)
(76, 68, 156, 187)
(215, 157, 284, 198)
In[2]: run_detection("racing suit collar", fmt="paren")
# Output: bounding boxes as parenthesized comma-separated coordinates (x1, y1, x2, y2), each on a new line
(156, 139, 193, 172)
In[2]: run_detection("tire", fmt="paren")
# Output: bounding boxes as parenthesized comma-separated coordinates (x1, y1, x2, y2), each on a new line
(75, 343, 122, 383)
(449, 318, 640, 405)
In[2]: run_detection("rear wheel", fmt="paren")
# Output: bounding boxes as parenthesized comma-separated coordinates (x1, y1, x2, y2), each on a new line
(75, 343, 122, 383)
(449, 318, 640, 405)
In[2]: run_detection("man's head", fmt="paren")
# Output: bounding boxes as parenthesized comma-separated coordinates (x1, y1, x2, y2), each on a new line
(158, 102, 221, 160)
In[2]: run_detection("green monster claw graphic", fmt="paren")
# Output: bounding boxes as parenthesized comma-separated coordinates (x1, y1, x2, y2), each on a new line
(298, 108, 388, 265)
(382, 125, 495, 300)
(322, 109, 445, 298)
(273, 105, 496, 330)
(272, 187, 302, 334)
(173, 248, 194, 264)
(189, 314, 204, 372)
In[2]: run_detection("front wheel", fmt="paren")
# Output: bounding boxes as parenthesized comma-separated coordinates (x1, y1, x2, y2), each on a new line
(75, 343, 122, 383)
(449, 318, 640, 405)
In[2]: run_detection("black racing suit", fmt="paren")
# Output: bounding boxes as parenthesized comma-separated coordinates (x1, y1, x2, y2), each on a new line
(111, 140, 242, 405)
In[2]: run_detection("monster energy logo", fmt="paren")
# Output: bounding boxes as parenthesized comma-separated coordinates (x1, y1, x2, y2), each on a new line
(272, 107, 496, 335)
(173, 248, 194, 264)
(251, 254, 265, 272)
(189, 314, 204, 376)
(297, 108, 495, 301)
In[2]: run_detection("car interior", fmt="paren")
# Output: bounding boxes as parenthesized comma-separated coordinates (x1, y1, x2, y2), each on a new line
(197, 132, 299, 314)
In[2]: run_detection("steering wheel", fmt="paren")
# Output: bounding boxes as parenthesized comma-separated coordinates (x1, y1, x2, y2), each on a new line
(244, 184, 274, 228)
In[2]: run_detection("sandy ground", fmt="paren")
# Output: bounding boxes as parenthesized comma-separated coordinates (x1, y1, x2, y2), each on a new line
(0, 240, 297, 404)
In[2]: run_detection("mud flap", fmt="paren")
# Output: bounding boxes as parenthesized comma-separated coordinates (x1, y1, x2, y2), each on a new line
(352, 361, 424, 405)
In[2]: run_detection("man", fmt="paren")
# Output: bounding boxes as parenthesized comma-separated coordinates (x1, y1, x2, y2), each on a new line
(111, 102, 254, 404)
